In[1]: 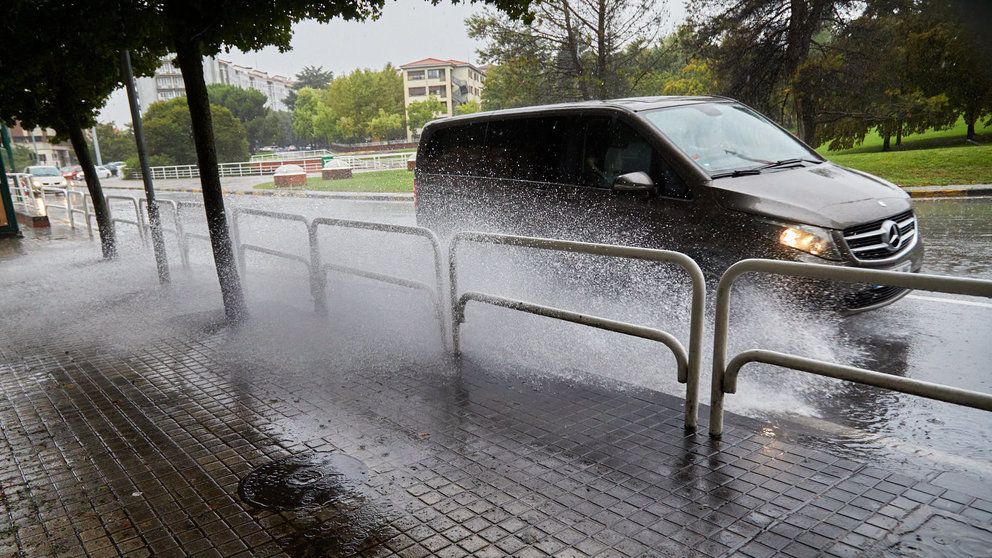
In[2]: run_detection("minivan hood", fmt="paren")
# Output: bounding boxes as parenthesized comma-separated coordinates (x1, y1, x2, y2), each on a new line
(711, 162, 911, 229)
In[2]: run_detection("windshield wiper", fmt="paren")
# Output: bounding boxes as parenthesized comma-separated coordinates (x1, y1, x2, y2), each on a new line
(710, 168, 762, 179)
(755, 157, 821, 170)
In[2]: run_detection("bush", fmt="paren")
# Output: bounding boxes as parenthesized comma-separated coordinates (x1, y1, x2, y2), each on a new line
(122, 155, 173, 179)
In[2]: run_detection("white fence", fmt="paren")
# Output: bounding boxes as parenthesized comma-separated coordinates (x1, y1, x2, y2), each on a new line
(128, 152, 412, 180)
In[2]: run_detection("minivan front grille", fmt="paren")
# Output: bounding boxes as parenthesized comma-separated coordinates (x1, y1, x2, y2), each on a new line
(843, 209, 917, 261)
(844, 285, 908, 310)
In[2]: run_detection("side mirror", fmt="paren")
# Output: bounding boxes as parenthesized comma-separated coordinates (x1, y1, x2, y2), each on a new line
(612, 171, 655, 193)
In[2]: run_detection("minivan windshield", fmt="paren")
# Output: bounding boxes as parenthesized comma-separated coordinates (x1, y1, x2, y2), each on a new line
(642, 103, 819, 174)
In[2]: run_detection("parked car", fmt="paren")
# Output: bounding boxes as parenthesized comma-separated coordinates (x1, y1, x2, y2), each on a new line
(94, 166, 112, 179)
(23, 166, 68, 189)
(414, 96, 924, 312)
(104, 161, 125, 176)
(61, 165, 82, 180)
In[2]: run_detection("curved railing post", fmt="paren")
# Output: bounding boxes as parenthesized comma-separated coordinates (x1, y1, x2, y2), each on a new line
(448, 231, 705, 429)
(709, 258, 992, 438)
(308, 221, 328, 317)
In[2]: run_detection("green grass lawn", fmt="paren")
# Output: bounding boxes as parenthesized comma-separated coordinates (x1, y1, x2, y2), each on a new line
(817, 118, 992, 187)
(255, 169, 414, 193)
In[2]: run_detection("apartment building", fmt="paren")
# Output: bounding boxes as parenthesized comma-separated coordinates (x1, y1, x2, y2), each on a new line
(135, 57, 295, 113)
(400, 58, 486, 139)
(6, 123, 72, 167)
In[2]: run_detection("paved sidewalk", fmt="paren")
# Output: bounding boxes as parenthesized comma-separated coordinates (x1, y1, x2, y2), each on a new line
(1, 232, 990, 557)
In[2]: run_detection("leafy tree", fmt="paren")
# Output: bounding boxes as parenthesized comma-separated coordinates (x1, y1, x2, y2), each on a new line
(292, 87, 321, 147)
(143, 97, 249, 164)
(322, 65, 405, 143)
(335, 116, 360, 141)
(688, 0, 856, 145)
(269, 110, 298, 147)
(126, 0, 535, 322)
(0, 0, 164, 259)
(407, 96, 447, 136)
(454, 100, 483, 116)
(11, 144, 37, 170)
(903, 0, 992, 140)
(207, 84, 271, 150)
(367, 109, 404, 140)
(812, 7, 955, 151)
(284, 65, 335, 111)
(207, 84, 268, 123)
(313, 103, 340, 143)
(468, 0, 666, 106)
(90, 122, 137, 163)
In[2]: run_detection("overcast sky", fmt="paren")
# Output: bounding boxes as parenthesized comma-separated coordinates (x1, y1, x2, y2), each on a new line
(98, 0, 686, 125)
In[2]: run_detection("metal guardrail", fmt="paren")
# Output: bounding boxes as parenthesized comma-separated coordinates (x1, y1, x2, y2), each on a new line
(309, 217, 446, 348)
(222, 208, 447, 347)
(139, 198, 186, 267)
(448, 232, 707, 429)
(6, 173, 45, 216)
(230, 208, 312, 283)
(104, 195, 146, 246)
(708, 259, 992, 437)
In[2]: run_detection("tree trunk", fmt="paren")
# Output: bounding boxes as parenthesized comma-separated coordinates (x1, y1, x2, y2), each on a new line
(174, 38, 248, 323)
(966, 109, 976, 139)
(896, 123, 902, 146)
(882, 133, 891, 151)
(596, 0, 607, 98)
(64, 114, 116, 260)
(561, 1, 589, 100)
(794, 93, 818, 145)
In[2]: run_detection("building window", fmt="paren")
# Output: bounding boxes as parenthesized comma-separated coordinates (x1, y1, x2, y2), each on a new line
(429, 85, 446, 98)
(408, 87, 427, 97)
(407, 70, 425, 80)
(427, 68, 445, 80)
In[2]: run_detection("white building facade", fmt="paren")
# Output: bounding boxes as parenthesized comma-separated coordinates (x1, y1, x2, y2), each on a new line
(135, 57, 294, 113)
(400, 58, 486, 139)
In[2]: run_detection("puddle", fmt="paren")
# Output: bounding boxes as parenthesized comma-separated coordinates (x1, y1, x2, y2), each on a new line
(238, 452, 369, 511)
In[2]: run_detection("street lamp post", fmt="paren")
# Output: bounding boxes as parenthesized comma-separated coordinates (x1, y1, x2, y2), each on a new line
(121, 49, 170, 285)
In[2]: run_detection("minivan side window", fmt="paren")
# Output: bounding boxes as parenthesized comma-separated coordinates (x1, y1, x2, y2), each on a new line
(580, 117, 690, 199)
(485, 117, 572, 183)
(421, 117, 573, 183)
(419, 122, 487, 176)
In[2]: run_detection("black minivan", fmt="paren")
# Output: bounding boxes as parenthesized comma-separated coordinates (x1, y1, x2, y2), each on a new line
(414, 96, 924, 311)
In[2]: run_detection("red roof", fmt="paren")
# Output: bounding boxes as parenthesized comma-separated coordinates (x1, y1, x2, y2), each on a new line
(400, 58, 484, 73)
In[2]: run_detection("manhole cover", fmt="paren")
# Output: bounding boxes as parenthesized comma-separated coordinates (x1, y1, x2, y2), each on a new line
(238, 452, 369, 511)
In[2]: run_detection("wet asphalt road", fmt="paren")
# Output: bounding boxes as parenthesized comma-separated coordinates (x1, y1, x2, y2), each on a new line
(112, 192, 992, 472)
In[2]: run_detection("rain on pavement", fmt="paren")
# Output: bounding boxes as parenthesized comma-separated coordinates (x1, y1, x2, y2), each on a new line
(0, 192, 990, 556)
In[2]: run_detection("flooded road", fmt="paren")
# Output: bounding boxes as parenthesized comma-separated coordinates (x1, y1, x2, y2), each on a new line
(106, 191, 992, 474)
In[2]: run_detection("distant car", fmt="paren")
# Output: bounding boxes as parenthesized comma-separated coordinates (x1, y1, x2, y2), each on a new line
(104, 161, 125, 176)
(23, 166, 68, 189)
(61, 165, 82, 180)
(94, 166, 112, 179)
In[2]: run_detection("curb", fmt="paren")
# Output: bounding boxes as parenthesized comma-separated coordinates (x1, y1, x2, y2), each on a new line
(106, 185, 413, 202)
(906, 188, 992, 199)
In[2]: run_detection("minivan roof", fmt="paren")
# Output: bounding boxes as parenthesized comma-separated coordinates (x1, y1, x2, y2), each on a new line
(426, 95, 734, 128)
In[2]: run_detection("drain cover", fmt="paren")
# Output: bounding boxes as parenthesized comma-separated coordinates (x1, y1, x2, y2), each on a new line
(238, 452, 369, 511)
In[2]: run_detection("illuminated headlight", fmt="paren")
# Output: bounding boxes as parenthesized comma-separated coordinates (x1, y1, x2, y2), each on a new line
(779, 224, 841, 260)
(32, 179, 41, 187)
(60, 178, 67, 185)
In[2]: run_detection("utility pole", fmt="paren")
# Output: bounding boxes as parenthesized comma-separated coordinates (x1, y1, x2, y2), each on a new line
(91, 126, 103, 166)
(121, 50, 170, 285)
